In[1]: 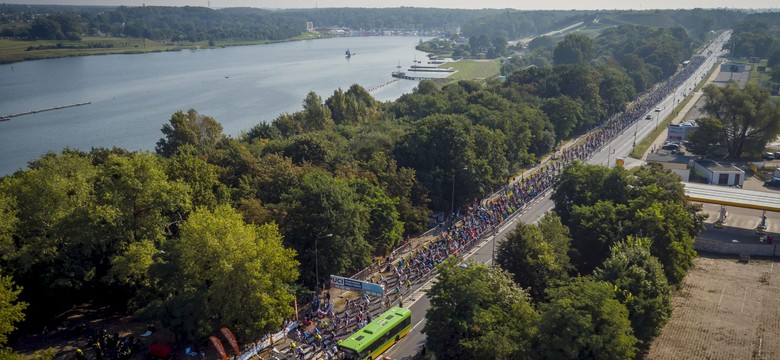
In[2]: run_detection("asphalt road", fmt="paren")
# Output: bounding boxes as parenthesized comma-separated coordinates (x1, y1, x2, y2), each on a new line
(383, 32, 732, 360)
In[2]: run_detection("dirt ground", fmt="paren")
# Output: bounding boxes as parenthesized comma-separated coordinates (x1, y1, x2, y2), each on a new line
(12, 303, 176, 360)
(646, 255, 780, 360)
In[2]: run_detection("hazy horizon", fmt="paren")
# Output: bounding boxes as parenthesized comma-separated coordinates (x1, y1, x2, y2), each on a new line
(6, 0, 780, 11)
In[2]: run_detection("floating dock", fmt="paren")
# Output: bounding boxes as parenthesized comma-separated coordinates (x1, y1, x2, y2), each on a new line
(391, 72, 439, 80)
(0, 102, 91, 122)
(406, 67, 454, 73)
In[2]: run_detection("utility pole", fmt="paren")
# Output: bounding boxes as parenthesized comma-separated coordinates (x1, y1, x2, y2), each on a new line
(315, 233, 333, 291)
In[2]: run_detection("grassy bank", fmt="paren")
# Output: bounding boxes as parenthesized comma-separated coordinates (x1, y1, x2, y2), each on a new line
(443, 59, 501, 81)
(0, 35, 323, 64)
(0, 37, 187, 63)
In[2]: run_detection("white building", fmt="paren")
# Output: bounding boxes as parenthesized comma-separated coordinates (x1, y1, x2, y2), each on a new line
(692, 160, 745, 186)
(646, 153, 693, 182)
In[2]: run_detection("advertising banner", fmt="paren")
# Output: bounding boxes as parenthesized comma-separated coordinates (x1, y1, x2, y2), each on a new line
(209, 336, 227, 360)
(330, 275, 384, 296)
(220, 327, 240, 356)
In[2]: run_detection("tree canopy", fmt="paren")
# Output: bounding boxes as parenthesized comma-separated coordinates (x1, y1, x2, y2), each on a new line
(536, 277, 638, 360)
(552, 162, 703, 282)
(150, 205, 298, 342)
(697, 83, 780, 159)
(0, 272, 27, 350)
(553, 33, 595, 66)
(496, 213, 572, 303)
(594, 237, 672, 347)
(424, 260, 538, 360)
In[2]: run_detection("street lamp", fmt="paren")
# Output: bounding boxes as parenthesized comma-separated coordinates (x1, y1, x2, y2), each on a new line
(315, 233, 333, 291)
(451, 167, 468, 215)
(491, 226, 498, 266)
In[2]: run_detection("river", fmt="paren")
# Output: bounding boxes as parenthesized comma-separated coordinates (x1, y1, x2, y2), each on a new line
(0, 36, 441, 176)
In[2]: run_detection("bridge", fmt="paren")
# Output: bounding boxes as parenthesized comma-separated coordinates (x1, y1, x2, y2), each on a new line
(683, 182, 780, 233)
(683, 183, 780, 212)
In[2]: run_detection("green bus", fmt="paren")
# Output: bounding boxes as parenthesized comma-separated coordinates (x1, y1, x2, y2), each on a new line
(337, 307, 412, 360)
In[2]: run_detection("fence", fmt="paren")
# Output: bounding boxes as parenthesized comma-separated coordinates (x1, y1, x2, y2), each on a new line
(695, 239, 779, 257)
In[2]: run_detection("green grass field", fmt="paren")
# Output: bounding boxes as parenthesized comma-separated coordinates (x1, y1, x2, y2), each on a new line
(443, 59, 501, 81)
(0, 35, 321, 64)
(747, 59, 772, 86)
(0, 37, 186, 63)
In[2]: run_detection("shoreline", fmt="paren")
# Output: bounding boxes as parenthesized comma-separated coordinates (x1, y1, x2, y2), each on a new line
(0, 34, 429, 65)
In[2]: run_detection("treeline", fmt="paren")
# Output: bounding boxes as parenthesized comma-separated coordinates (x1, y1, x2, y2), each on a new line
(0, 5, 501, 42)
(0, 5, 750, 45)
(0, 24, 697, 353)
(728, 13, 780, 59)
(464, 8, 746, 41)
(460, 10, 585, 39)
(425, 162, 706, 359)
(503, 24, 695, 88)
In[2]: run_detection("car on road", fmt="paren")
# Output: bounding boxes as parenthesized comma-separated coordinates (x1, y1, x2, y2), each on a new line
(655, 107, 661, 112)
(762, 152, 776, 160)
(645, 114, 652, 120)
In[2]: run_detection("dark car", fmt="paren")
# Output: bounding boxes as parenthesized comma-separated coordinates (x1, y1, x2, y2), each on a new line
(766, 179, 780, 188)
(763, 152, 776, 160)
(661, 143, 680, 151)
(645, 114, 652, 120)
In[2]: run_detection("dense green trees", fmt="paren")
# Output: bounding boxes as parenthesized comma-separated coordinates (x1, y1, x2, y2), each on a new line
(553, 33, 594, 66)
(280, 172, 372, 287)
(729, 20, 778, 59)
(156, 109, 224, 157)
(0, 273, 26, 351)
(595, 237, 672, 347)
(424, 261, 538, 360)
(150, 205, 298, 342)
(0, 149, 303, 343)
(552, 162, 703, 283)
(1, 5, 501, 42)
(685, 117, 726, 158)
(596, 25, 695, 90)
(536, 278, 638, 360)
(394, 114, 480, 211)
(496, 214, 572, 302)
(695, 83, 780, 158)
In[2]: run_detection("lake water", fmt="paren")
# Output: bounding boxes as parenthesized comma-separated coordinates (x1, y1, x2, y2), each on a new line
(0, 36, 441, 176)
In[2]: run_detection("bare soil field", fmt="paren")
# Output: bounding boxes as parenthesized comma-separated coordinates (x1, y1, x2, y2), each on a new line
(646, 255, 780, 360)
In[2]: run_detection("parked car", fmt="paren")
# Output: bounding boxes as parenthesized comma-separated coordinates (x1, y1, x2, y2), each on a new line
(661, 143, 680, 151)
(762, 152, 776, 160)
(765, 179, 780, 188)
(775, 152, 780, 159)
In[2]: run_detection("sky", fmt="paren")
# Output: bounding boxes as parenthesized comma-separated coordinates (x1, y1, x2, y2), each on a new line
(7, 0, 780, 10)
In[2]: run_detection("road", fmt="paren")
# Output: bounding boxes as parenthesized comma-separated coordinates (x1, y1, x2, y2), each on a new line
(383, 31, 732, 360)
(698, 203, 780, 236)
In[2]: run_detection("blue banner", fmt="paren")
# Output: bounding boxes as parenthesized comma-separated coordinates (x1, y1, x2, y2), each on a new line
(330, 275, 385, 296)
